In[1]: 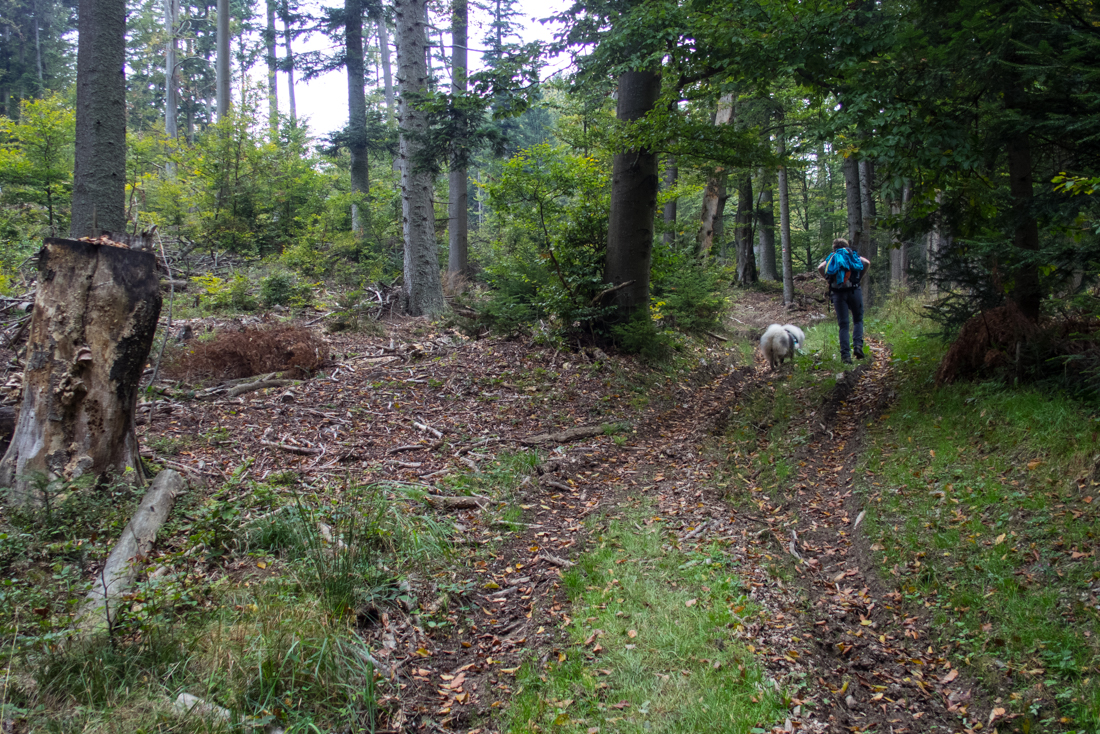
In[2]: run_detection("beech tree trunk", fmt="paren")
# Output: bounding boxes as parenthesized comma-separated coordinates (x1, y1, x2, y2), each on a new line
(777, 122, 793, 304)
(215, 0, 230, 120)
(265, 0, 278, 128)
(735, 174, 757, 285)
(346, 0, 369, 235)
(697, 95, 733, 258)
(395, 0, 445, 316)
(447, 0, 468, 277)
(843, 156, 863, 252)
(604, 69, 662, 319)
(662, 158, 677, 246)
(757, 174, 778, 280)
(889, 181, 911, 291)
(71, 0, 126, 237)
(0, 239, 162, 504)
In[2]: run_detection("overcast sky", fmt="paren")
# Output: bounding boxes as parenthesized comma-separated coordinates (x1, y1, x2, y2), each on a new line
(272, 0, 572, 136)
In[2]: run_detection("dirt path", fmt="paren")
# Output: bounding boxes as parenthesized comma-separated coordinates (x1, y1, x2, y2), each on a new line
(380, 336, 991, 733)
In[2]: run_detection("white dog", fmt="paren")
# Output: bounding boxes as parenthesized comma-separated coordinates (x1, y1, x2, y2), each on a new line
(760, 324, 805, 371)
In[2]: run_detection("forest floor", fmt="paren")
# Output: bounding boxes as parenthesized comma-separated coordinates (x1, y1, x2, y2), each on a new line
(0, 276, 1076, 733)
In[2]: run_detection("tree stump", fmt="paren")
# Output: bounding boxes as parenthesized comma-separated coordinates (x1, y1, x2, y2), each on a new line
(0, 238, 162, 504)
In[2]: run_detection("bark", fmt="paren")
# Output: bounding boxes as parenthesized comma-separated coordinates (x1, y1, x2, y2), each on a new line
(265, 0, 279, 128)
(70, 0, 126, 237)
(928, 190, 945, 294)
(858, 158, 877, 305)
(734, 174, 757, 285)
(696, 95, 733, 258)
(843, 155, 863, 252)
(34, 0, 44, 83)
(662, 158, 677, 246)
(447, 0, 468, 277)
(77, 470, 186, 633)
(395, 0, 445, 316)
(0, 239, 162, 504)
(604, 70, 662, 319)
(889, 190, 909, 292)
(778, 124, 793, 304)
(346, 0, 369, 234)
(757, 174, 778, 280)
(165, 0, 179, 139)
(377, 16, 395, 126)
(1006, 126, 1041, 321)
(215, 0, 230, 120)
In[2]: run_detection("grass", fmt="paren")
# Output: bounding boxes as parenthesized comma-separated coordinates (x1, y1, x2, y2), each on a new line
(505, 512, 785, 734)
(854, 296, 1100, 733)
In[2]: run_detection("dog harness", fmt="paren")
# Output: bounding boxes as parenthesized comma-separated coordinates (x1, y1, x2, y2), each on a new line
(783, 327, 800, 352)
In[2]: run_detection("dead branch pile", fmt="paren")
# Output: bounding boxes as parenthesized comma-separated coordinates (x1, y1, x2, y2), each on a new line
(166, 325, 329, 381)
(936, 302, 1100, 387)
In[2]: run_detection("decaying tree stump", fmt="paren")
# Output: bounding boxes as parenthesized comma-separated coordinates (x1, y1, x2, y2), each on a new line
(0, 238, 162, 503)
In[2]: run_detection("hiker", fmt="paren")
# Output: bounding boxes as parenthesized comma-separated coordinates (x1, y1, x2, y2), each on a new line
(818, 238, 871, 364)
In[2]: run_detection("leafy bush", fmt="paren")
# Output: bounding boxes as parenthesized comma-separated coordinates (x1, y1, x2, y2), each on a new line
(260, 271, 314, 308)
(610, 312, 674, 360)
(651, 253, 727, 334)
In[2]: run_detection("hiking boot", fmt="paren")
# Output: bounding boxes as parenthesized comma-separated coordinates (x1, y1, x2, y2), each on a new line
(854, 345, 865, 360)
(842, 356, 853, 365)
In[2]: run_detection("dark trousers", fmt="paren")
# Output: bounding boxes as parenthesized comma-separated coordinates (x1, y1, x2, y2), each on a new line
(831, 286, 864, 359)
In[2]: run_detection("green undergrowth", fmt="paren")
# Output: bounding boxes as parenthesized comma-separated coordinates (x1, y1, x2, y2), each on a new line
(856, 297, 1100, 733)
(505, 511, 785, 734)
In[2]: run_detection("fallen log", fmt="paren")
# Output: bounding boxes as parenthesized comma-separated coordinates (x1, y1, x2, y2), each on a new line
(521, 424, 612, 446)
(77, 470, 187, 633)
(227, 378, 296, 398)
(260, 439, 322, 456)
(424, 494, 489, 509)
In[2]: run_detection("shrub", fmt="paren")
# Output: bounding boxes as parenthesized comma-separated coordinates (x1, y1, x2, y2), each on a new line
(260, 271, 315, 308)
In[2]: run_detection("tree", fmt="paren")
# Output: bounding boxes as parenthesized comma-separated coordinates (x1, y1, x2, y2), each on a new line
(757, 170, 778, 280)
(0, 94, 75, 233)
(71, 0, 126, 236)
(447, 0, 468, 277)
(777, 118, 793, 303)
(345, 0, 369, 234)
(394, 0, 444, 315)
(265, 0, 279, 127)
(604, 69, 661, 320)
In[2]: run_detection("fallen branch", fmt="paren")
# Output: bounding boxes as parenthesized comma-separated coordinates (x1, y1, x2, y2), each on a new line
(387, 441, 442, 454)
(521, 424, 612, 446)
(538, 552, 575, 568)
(424, 494, 490, 509)
(260, 439, 322, 456)
(542, 479, 573, 493)
(227, 378, 296, 398)
(413, 419, 444, 439)
(704, 330, 729, 342)
(77, 470, 187, 634)
(589, 280, 636, 306)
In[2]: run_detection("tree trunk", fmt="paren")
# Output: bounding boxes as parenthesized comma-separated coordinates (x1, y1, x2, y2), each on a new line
(395, 0, 445, 316)
(662, 157, 677, 246)
(0, 239, 162, 504)
(778, 123, 793, 304)
(697, 170, 727, 259)
(604, 69, 661, 320)
(447, 0, 468, 277)
(215, 0, 230, 120)
(735, 174, 757, 285)
(377, 15, 395, 126)
(858, 158, 876, 306)
(34, 0, 44, 84)
(346, 0, 369, 235)
(282, 2, 296, 124)
(71, 0, 126, 237)
(757, 173, 778, 280)
(164, 0, 179, 141)
(696, 95, 733, 258)
(843, 155, 863, 251)
(889, 190, 909, 293)
(1006, 131, 1041, 320)
(265, 0, 278, 128)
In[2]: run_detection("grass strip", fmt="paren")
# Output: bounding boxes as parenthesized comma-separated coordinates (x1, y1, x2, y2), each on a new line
(505, 513, 785, 734)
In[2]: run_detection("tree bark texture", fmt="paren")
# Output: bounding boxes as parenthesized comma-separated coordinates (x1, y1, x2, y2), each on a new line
(395, 0, 445, 316)
(662, 158, 677, 246)
(777, 124, 793, 304)
(858, 158, 877, 306)
(215, 0, 230, 120)
(889, 196, 908, 292)
(0, 239, 162, 504)
(604, 70, 661, 319)
(447, 0, 468, 277)
(346, 0, 369, 235)
(377, 15, 396, 126)
(164, 0, 179, 139)
(735, 174, 757, 285)
(696, 95, 733, 258)
(265, 0, 279, 127)
(756, 175, 778, 280)
(843, 156, 863, 252)
(282, 2, 296, 124)
(71, 0, 126, 237)
(78, 469, 186, 632)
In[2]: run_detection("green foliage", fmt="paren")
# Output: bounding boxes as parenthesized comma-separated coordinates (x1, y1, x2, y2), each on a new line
(0, 93, 75, 235)
(610, 312, 674, 360)
(191, 273, 258, 313)
(260, 271, 314, 308)
(651, 250, 727, 334)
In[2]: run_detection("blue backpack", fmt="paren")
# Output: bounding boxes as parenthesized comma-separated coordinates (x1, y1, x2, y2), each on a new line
(825, 247, 865, 289)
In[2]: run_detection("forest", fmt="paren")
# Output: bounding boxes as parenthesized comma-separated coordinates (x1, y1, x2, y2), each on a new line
(0, 0, 1099, 731)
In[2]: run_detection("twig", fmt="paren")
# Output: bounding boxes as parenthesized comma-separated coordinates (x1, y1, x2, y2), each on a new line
(412, 419, 444, 439)
(424, 494, 490, 509)
(704, 330, 729, 342)
(589, 279, 636, 306)
(387, 441, 442, 454)
(542, 479, 573, 493)
(538, 552, 575, 568)
(2, 316, 30, 349)
(260, 439, 322, 456)
(227, 379, 296, 398)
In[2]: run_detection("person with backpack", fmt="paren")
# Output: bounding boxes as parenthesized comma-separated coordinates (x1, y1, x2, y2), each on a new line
(818, 238, 871, 364)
